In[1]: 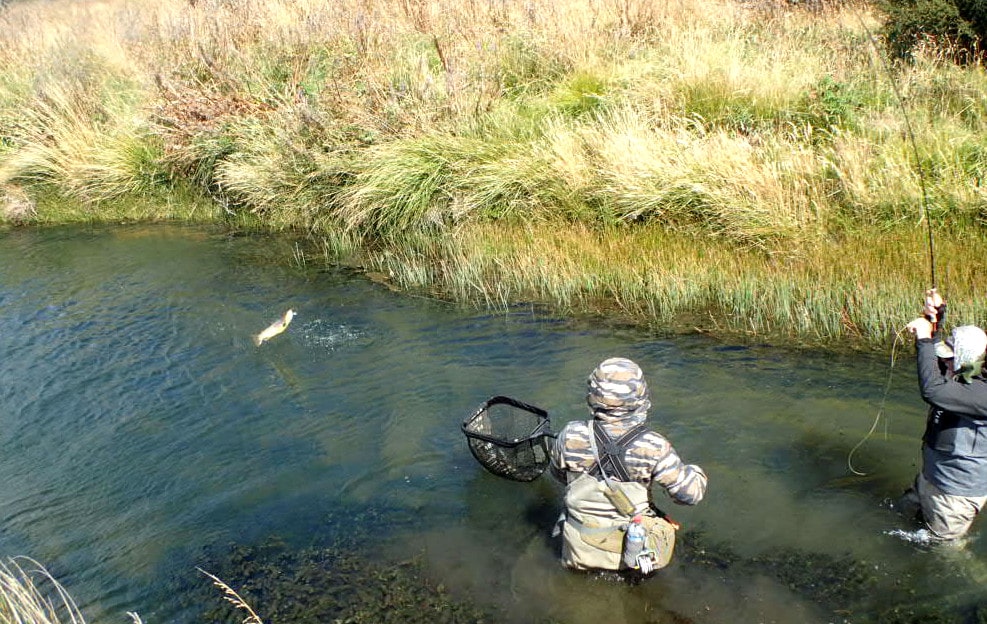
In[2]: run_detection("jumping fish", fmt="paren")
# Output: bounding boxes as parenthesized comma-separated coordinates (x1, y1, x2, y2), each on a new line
(253, 309, 295, 346)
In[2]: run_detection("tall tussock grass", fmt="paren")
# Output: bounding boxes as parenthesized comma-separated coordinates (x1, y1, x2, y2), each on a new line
(3, 0, 987, 345)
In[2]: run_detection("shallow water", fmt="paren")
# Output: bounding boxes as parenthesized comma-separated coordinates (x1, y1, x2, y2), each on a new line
(0, 224, 984, 623)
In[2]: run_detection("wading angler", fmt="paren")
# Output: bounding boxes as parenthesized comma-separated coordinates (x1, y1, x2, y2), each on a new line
(550, 357, 708, 576)
(902, 290, 987, 541)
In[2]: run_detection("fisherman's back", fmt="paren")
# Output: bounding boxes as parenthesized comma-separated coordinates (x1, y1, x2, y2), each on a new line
(548, 357, 707, 574)
(553, 420, 707, 505)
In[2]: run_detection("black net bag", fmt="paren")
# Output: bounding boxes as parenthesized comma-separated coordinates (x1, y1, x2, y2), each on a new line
(461, 396, 553, 482)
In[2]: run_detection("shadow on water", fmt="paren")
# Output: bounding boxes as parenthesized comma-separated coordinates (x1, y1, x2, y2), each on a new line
(5, 225, 987, 624)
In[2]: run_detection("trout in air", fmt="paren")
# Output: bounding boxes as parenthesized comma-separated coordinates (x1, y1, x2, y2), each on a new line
(253, 309, 295, 346)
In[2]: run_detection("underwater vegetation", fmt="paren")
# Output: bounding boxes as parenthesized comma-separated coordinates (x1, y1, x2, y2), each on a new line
(192, 537, 498, 624)
(680, 528, 987, 624)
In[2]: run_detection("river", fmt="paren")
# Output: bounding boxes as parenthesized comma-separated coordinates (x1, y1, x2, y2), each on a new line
(0, 224, 983, 623)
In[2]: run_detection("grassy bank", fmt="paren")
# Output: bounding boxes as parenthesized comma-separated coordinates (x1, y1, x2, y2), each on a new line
(2, 0, 987, 348)
(355, 223, 945, 348)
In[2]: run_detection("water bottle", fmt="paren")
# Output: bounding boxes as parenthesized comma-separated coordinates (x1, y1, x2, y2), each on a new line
(623, 515, 646, 569)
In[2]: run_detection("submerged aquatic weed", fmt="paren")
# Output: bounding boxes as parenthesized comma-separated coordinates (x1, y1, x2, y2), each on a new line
(192, 537, 497, 624)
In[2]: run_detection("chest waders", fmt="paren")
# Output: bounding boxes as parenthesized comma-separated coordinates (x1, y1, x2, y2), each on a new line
(561, 421, 676, 572)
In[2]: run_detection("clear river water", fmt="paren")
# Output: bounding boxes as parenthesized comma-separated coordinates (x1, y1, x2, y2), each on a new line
(1, 224, 986, 624)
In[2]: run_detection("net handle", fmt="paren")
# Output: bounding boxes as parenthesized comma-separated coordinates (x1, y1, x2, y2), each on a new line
(462, 426, 555, 446)
(473, 395, 548, 418)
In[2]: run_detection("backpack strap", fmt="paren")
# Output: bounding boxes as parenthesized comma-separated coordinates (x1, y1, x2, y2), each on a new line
(587, 421, 649, 482)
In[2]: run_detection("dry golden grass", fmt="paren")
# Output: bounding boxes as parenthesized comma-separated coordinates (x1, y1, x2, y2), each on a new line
(197, 568, 264, 624)
(0, 556, 142, 624)
(0, 0, 966, 238)
(0, 556, 267, 624)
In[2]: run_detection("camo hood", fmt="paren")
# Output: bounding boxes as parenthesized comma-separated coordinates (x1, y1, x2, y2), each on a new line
(586, 357, 651, 425)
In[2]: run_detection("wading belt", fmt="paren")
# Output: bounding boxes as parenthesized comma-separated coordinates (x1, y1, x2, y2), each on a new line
(587, 421, 649, 482)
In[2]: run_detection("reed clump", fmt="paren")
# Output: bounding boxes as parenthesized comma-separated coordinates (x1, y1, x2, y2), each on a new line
(0, 556, 143, 624)
(2, 0, 987, 347)
(0, 556, 271, 624)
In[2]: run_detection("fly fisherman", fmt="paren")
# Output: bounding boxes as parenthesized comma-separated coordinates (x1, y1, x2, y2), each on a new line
(902, 289, 987, 540)
(549, 357, 708, 575)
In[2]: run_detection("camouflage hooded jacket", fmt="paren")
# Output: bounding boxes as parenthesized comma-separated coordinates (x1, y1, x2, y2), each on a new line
(549, 357, 708, 506)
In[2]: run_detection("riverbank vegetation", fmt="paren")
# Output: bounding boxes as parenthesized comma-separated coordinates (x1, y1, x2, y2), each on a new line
(0, 557, 142, 624)
(1, 0, 986, 348)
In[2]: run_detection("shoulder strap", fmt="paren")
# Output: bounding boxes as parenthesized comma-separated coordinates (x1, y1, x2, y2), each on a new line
(587, 421, 649, 482)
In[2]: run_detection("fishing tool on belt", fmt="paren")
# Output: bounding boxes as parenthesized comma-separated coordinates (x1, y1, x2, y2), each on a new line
(461, 395, 555, 482)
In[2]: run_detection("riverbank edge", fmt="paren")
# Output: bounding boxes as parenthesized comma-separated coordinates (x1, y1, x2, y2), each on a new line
(2, 186, 960, 354)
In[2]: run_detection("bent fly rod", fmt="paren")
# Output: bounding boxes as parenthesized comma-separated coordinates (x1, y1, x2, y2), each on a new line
(855, 10, 938, 289)
(846, 8, 939, 476)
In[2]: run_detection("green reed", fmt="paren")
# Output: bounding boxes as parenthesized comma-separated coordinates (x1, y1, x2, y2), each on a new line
(348, 221, 987, 349)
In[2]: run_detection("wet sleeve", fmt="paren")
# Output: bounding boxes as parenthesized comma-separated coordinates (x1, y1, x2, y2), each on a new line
(916, 338, 987, 420)
(648, 437, 708, 506)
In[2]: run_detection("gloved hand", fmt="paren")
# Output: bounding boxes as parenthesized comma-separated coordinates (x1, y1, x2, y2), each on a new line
(923, 288, 943, 323)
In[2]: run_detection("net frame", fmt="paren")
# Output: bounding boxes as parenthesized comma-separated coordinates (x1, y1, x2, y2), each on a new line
(461, 395, 553, 482)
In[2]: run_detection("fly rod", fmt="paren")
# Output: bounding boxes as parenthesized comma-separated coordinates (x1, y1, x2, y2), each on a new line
(846, 8, 938, 476)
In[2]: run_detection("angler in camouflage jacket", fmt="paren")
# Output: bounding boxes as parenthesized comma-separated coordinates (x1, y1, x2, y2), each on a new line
(549, 357, 708, 573)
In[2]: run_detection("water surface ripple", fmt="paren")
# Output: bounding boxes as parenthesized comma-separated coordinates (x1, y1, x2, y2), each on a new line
(0, 224, 983, 623)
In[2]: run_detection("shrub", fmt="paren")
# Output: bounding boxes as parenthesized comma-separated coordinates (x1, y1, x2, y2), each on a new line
(880, 0, 986, 64)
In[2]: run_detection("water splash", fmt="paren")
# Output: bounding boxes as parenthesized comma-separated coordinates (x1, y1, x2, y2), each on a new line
(885, 528, 937, 545)
(885, 528, 974, 556)
(299, 319, 369, 351)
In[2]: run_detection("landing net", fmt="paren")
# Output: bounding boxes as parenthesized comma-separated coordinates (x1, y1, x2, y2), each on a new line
(461, 396, 553, 482)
